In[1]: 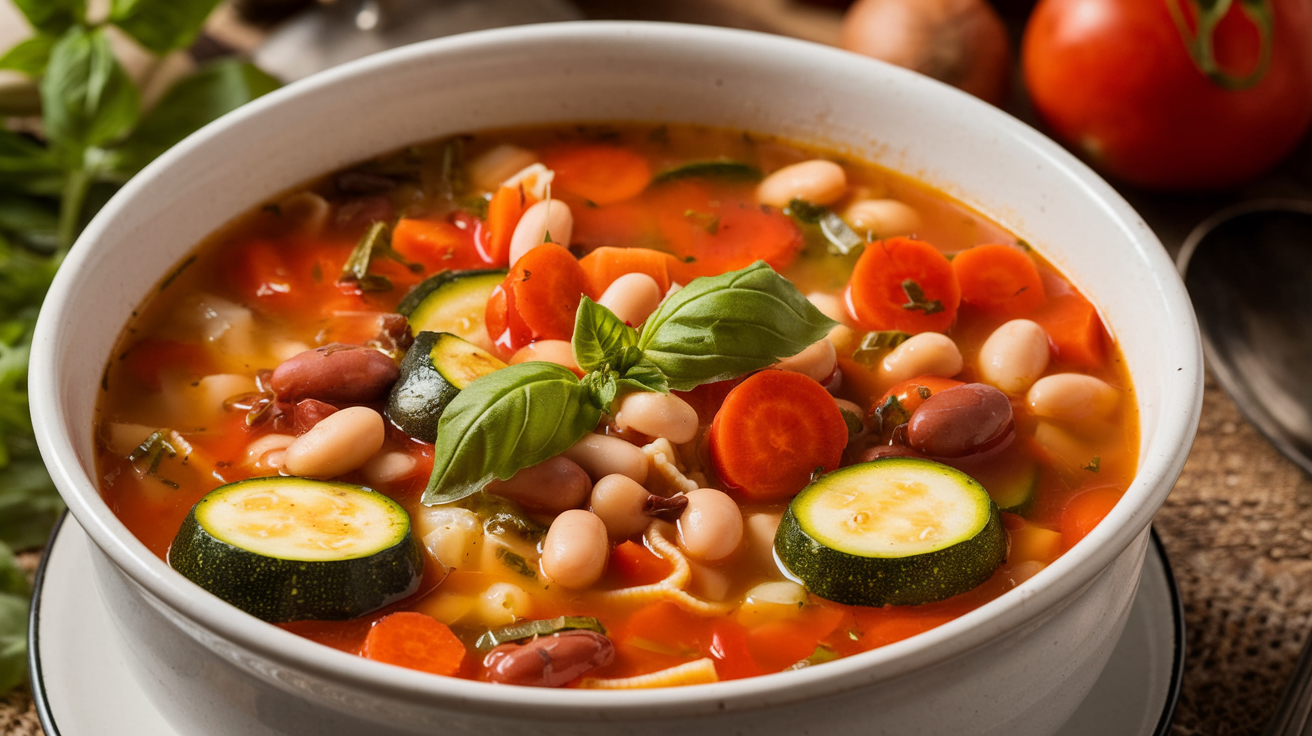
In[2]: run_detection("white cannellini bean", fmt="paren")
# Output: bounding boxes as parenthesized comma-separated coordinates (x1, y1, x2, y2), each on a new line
(756, 160, 847, 208)
(677, 489, 743, 562)
(774, 339, 838, 383)
(243, 433, 296, 468)
(688, 561, 732, 601)
(598, 273, 663, 327)
(589, 474, 655, 540)
(563, 433, 649, 484)
(1027, 373, 1120, 422)
(541, 509, 610, 590)
(510, 340, 580, 373)
(806, 291, 850, 325)
(477, 582, 531, 626)
(469, 144, 539, 192)
(501, 163, 555, 200)
(842, 198, 921, 238)
(742, 512, 784, 572)
(508, 199, 573, 266)
(978, 319, 1051, 395)
(282, 406, 385, 479)
(880, 332, 963, 386)
(361, 450, 418, 486)
(613, 391, 699, 444)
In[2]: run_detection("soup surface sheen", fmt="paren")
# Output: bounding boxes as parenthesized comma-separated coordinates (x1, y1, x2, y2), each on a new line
(95, 123, 1137, 688)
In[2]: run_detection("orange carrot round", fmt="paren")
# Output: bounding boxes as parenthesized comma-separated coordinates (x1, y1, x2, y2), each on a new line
(392, 218, 487, 272)
(651, 180, 804, 281)
(846, 237, 960, 334)
(1058, 485, 1122, 550)
(709, 371, 848, 502)
(871, 375, 965, 426)
(361, 612, 466, 677)
(578, 246, 674, 295)
(1031, 292, 1109, 368)
(951, 243, 1046, 318)
(483, 184, 535, 266)
(487, 244, 590, 353)
(542, 144, 652, 206)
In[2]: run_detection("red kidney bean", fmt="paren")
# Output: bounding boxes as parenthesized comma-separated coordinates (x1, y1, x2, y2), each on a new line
(857, 443, 926, 463)
(907, 383, 1014, 458)
(485, 456, 592, 515)
(293, 399, 338, 433)
(483, 631, 615, 687)
(270, 343, 399, 404)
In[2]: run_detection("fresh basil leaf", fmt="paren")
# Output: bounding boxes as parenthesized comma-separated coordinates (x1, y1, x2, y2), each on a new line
(110, 59, 279, 175)
(572, 297, 638, 373)
(0, 34, 57, 77)
(424, 362, 602, 505)
(0, 131, 65, 197)
(41, 27, 140, 154)
(12, 0, 84, 34)
(637, 261, 837, 391)
(617, 357, 668, 394)
(108, 0, 223, 55)
(0, 589, 27, 693)
(580, 369, 619, 413)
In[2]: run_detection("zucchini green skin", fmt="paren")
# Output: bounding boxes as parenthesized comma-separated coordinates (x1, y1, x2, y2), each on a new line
(775, 459, 1006, 607)
(168, 479, 423, 623)
(397, 268, 505, 348)
(386, 330, 505, 442)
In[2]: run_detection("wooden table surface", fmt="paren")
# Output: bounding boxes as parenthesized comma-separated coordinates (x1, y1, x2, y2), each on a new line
(9, 2, 1312, 734)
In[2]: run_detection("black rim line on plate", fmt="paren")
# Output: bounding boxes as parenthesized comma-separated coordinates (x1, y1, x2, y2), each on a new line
(28, 509, 68, 736)
(1150, 527, 1186, 736)
(26, 511, 1187, 736)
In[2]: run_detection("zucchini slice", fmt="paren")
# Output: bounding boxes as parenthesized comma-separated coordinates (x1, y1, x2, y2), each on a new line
(386, 331, 506, 442)
(397, 269, 506, 352)
(774, 458, 1005, 607)
(974, 458, 1040, 514)
(169, 478, 423, 623)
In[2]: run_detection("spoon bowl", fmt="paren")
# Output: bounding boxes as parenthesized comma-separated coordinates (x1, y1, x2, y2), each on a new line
(1178, 200, 1312, 475)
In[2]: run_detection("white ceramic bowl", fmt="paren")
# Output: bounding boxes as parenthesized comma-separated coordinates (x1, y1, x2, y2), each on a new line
(29, 22, 1201, 736)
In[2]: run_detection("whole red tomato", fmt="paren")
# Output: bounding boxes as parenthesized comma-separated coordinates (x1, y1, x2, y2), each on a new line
(1022, 0, 1312, 190)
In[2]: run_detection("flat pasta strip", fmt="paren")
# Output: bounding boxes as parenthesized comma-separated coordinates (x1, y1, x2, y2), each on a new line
(579, 657, 719, 689)
(600, 522, 734, 615)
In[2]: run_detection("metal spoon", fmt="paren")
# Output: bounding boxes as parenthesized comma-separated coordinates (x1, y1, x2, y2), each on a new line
(1176, 200, 1312, 736)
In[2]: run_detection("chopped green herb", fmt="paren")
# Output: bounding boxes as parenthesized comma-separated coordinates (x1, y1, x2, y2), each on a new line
(785, 645, 839, 670)
(474, 615, 606, 652)
(872, 394, 910, 435)
(839, 407, 865, 441)
(785, 198, 827, 224)
(819, 210, 864, 255)
(650, 160, 762, 184)
(683, 209, 720, 235)
(1083, 456, 1102, 473)
(900, 278, 944, 315)
(850, 330, 911, 365)
(494, 547, 538, 580)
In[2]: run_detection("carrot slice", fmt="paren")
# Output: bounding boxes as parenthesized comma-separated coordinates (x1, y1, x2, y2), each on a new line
(709, 371, 848, 502)
(570, 201, 651, 251)
(483, 184, 535, 266)
(846, 237, 960, 334)
(542, 144, 652, 206)
(392, 218, 487, 272)
(951, 243, 1047, 318)
(578, 246, 674, 295)
(1058, 485, 1122, 550)
(651, 180, 803, 281)
(871, 376, 966, 425)
(487, 244, 590, 354)
(361, 612, 466, 677)
(1031, 292, 1108, 368)
(610, 540, 673, 586)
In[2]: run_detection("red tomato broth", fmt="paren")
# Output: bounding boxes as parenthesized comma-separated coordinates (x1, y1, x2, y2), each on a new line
(92, 123, 1139, 686)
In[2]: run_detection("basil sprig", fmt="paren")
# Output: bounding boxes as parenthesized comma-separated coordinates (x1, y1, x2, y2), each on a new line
(422, 260, 837, 505)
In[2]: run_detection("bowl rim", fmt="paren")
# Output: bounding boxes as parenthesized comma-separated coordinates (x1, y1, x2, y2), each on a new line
(28, 20, 1203, 717)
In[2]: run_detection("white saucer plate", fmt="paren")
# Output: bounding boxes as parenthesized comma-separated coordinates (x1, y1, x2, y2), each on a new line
(28, 514, 1183, 735)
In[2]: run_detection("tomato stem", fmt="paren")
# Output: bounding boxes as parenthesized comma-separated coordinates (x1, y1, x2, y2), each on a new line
(1169, 0, 1274, 90)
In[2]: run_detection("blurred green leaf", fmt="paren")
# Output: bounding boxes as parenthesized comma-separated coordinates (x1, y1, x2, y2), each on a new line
(0, 589, 28, 692)
(0, 34, 57, 77)
(0, 132, 65, 197)
(111, 59, 279, 175)
(109, 0, 224, 55)
(0, 196, 59, 253)
(11, 0, 84, 35)
(0, 542, 27, 597)
(40, 27, 140, 156)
